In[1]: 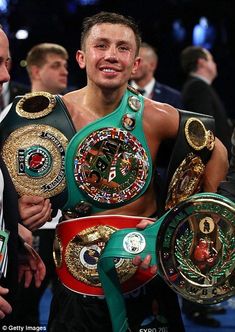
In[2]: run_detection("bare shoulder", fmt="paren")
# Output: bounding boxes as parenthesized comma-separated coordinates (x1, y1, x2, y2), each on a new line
(62, 88, 85, 115)
(143, 98, 180, 140)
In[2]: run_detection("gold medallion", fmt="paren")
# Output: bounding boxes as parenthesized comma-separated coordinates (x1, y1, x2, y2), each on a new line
(1, 124, 68, 198)
(16, 91, 56, 119)
(65, 225, 137, 287)
(206, 130, 215, 151)
(185, 117, 207, 150)
(165, 153, 205, 209)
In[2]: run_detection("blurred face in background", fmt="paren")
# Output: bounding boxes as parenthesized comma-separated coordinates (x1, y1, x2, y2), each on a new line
(130, 46, 157, 83)
(0, 29, 10, 94)
(203, 49, 218, 81)
(31, 53, 68, 94)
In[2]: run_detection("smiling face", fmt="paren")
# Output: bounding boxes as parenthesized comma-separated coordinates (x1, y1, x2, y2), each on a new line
(76, 23, 140, 91)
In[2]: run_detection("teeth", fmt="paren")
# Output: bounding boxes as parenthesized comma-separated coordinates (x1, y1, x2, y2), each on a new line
(103, 68, 115, 72)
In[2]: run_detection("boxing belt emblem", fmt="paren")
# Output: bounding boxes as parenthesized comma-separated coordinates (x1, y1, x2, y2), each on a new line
(165, 116, 215, 209)
(63, 88, 152, 216)
(53, 215, 155, 295)
(97, 193, 235, 332)
(0, 92, 76, 209)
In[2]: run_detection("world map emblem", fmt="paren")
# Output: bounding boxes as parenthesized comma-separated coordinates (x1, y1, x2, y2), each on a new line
(73, 127, 150, 206)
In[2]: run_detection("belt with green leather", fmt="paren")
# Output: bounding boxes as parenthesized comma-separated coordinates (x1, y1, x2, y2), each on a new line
(98, 192, 235, 332)
(0, 92, 76, 209)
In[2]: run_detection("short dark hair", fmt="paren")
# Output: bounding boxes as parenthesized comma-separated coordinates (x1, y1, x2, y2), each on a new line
(26, 43, 68, 77)
(180, 46, 208, 74)
(80, 11, 142, 55)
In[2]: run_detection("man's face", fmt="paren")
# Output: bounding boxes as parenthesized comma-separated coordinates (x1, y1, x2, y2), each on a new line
(204, 50, 217, 80)
(0, 29, 10, 94)
(35, 53, 68, 94)
(77, 23, 139, 90)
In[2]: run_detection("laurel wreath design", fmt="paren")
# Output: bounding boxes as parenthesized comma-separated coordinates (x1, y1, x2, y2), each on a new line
(175, 228, 235, 283)
(175, 229, 205, 280)
(209, 229, 235, 278)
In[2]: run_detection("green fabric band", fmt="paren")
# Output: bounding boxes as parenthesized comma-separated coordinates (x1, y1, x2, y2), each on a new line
(98, 192, 235, 332)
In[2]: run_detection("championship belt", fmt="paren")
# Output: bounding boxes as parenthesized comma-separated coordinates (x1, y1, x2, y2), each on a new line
(0, 92, 76, 209)
(97, 193, 235, 332)
(163, 111, 215, 210)
(53, 215, 155, 296)
(63, 87, 152, 217)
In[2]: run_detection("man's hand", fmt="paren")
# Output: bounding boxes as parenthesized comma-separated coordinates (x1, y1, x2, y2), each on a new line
(18, 195, 52, 231)
(132, 218, 158, 275)
(18, 223, 33, 246)
(0, 286, 12, 319)
(18, 243, 46, 288)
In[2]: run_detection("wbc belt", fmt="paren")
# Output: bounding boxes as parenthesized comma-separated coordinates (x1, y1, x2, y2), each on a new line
(53, 214, 155, 296)
(0, 92, 76, 209)
(62, 87, 152, 217)
(97, 192, 235, 332)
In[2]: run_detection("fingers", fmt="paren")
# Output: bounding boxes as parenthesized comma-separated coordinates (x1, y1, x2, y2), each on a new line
(21, 198, 52, 231)
(150, 265, 158, 275)
(0, 286, 9, 296)
(133, 254, 152, 268)
(0, 293, 12, 319)
(25, 263, 45, 288)
(18, 224, 33, 245)
(132, 254, 158, 275)
(34, 261, 46, 288)
(23, 269, 33, 288)
(139, 254, 152, 269)
(19, 195, 45, 220)
(28, 254, 46, 288)
(132, 255, 142, 266)
(136, 219, 154, 229)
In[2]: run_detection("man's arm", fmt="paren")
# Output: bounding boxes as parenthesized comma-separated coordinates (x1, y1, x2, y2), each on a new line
(217, 128, 235, 200)
(203, 138, 229, 192)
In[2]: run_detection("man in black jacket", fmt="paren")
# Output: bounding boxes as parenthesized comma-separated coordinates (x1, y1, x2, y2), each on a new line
(181, 45, 232, 159)
(130, 42, 183, 108)
(0, 26, 51, 324)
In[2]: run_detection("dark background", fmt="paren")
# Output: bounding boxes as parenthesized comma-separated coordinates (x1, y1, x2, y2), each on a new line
(1, 0, 235, 119)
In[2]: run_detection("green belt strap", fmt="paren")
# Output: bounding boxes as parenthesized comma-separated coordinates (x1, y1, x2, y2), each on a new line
(97, 192, 235, 332)
(97, 215, 166, 332)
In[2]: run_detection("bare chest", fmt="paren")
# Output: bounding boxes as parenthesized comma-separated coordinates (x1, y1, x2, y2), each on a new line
(70, 108, 99, 132)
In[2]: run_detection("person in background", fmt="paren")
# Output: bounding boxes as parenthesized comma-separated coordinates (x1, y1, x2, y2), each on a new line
(129, 42, 183, 108)
(180, 45, 232, 159)
(0, 53, 29, 113)
(180, 45, 231, 327)
(25, 43, 68, 94)
(0, 26, 51, 326)
(130, 41, 183, 183)
(0, 80, 29, 112)
(46, 11, 228, 332)
(12, 42, 69, 326)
